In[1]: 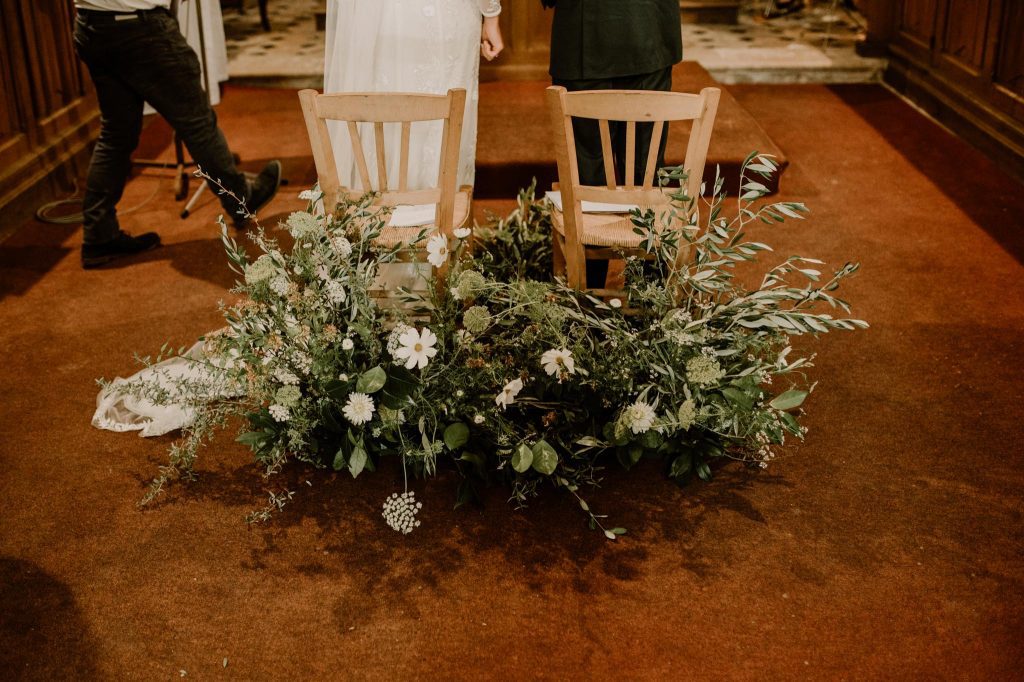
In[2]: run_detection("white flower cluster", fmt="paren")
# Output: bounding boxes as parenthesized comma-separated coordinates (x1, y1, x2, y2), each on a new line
(333, 236, 353, 259)
(386, 323, 413, 356)
(292, 351, 313, 375)
(269, 404, 290, 422)
(324, 279, 347, 305)
(382, 491, 422, 534)
(269, 275, 290, 297)
(245, 254, 277, 285)
(274, 368, 299, 385)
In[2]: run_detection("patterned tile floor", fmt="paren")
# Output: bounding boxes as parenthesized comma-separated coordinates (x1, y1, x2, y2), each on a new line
(222, 0, 883, 86)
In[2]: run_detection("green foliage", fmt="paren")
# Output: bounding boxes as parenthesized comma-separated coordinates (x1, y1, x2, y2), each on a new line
(117, 155, 867, 536)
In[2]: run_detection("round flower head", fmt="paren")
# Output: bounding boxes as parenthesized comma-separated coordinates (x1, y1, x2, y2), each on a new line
(463, 306, 492, 335)
(341, 338, 354, 351)
(540, 348, 576, 380)
(275, 385, 301, 408)
(286, 211, 320, 239)
(393, 326, 438, 370)
(342, 392, 375, 425)
(387, 323, 413, 355)
(324, 279, 347, 305)
(495, 377, 524, 410)
(332, 236, 352, 259)
(621, 400, 657, 434)
(382, 491, 422, 534)
(686, 354, 725, 388)
(269, 404, 290, 422)
(455, 270, 487, 300)
(677, 399, 697, 431)
(425, 234, 449, 268)
(453, 227, 472, 240)
(244, 254, 277, 285)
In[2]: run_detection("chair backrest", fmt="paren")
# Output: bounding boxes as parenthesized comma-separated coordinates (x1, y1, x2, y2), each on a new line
(298, 88, 467, 234)
(546, 86, 721, 211)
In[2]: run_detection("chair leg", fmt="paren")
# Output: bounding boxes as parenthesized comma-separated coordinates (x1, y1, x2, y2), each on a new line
(552, 235, 567, 279)
(259, 0, 271, 31)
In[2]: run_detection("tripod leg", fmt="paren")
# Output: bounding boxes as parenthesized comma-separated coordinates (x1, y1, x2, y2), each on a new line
(181, 180, 208, 219)
(174, 134, 189, 200)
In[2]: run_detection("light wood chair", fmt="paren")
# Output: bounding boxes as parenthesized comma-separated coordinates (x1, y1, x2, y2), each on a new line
(298, 88, 471, 275)
(545, 85, 721, 294)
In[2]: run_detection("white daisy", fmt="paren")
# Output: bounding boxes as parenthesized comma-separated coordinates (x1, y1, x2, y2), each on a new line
(342, 392, 375, 425)
(540, 348, 576, 379)
(621, 400, 657, 434)
(495, 377, 524, 410)
(393, 326, 438, 370)
(425, 235, 449, 268)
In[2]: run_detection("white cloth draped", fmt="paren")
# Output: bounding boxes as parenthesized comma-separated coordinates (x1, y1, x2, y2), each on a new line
(324, 0, 499, 191)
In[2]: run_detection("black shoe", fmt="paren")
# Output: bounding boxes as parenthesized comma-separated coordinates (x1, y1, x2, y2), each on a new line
(765, 0, 804, 18)
(81, 231, 161, 269)
(233, 159, 282, 228)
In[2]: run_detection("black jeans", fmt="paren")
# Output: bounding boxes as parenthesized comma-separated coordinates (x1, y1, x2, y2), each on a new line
(73, 9, 247, 244)
(553, 66, 673, 287)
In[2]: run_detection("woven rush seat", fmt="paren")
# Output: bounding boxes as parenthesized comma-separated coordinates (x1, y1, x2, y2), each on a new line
(549, 194, 680, 249)
(374, 189, 472, 248)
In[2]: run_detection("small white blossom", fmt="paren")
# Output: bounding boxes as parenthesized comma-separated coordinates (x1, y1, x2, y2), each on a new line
(333, 236, 352, 259)
(540, 348, 576, 380)
(473, 414, 485, 425)
(324, 279, 347, 304)
(274, 368, 299, 385)
(621, 400, 657, 434)
(609, 298, 622, 309)
(269, 275, 290, 297)
(298, 188, 318, 201)
(425, 235, 449, 268)
(269, 404, 290, 422)
(382, 491, 422, 534)
(393, 326, 438, 370)
(342, 392, 375, 425)
(453, 227, 472, 239)
(495, 377, 524, 410)
(341, 338, 354, 351)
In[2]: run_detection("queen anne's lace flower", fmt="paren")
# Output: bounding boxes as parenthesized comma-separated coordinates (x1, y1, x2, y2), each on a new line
(495, 377, 524, 410)
(245, 255, 277, 285)
(324, 279, 346, 304)
(425, 235, 449, 268)
(540, 348, 575, 379)
(342, 392, 375, 425)
(269, 404, 290, 422)
(382, 491, 422, 534)
(287, 211, 320, 239)
(274, 368, 299, 385)
(621, 400, 657, 434)
(333, 236, 352, 259)
(386, 323, 412, 355)
(677, 399, 697, 430)
(269, 275, 290, 297)
(454, 270, 486, 300)
(393, 327, 438, 370)
(275, 385, 301, 408)
(686, 354, 725, 388)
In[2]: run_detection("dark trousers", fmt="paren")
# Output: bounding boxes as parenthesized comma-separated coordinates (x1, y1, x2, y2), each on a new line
(73, 9, 247, 245)
(552, 66, 673, 286)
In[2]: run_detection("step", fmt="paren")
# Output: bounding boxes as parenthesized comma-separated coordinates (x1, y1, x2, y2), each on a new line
(475, 61, 788, 199)
(679, 0, 741, 24)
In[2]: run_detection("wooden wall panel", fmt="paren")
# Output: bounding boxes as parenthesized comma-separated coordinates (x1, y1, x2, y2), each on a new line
(940, 0, 992, 73)
(480, 2, 553, 82)
(994, 0, 1024, 100)
(0, 0, 100, 220)
(899, 0, 940, 47)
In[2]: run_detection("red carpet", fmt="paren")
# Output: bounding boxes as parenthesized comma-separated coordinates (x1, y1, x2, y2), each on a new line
(0, 82, 1022, 679)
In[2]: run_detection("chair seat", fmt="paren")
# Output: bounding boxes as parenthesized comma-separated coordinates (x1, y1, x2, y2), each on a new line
(373, 189, 472, 248)
(550, 198, 677, 249)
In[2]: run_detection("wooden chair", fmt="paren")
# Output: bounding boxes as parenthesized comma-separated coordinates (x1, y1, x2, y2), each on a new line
(298, 88, 471, 276)
(545, 85, 721, 294)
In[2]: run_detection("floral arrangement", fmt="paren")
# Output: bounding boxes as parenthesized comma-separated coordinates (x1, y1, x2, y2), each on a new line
(119, 157, 866, 538)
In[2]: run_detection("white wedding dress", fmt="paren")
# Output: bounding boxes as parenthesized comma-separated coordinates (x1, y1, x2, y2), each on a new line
(324, 0, 501, 191)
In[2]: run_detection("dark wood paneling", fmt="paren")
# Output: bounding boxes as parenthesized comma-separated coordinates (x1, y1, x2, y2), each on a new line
(994, 0, 1024, 100)
(480, 3, 553, 82)
(899, 0, 940, 47)
(0, 0, 100, 219)
(940, 0, 992, 73)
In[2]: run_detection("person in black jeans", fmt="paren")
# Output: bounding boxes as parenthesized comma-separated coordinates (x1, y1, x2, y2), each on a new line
(73, 3, 281, 269)
(544, 0, 683, 287)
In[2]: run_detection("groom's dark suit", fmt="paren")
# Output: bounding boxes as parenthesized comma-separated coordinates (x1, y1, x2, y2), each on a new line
(544, 0, 683, 285)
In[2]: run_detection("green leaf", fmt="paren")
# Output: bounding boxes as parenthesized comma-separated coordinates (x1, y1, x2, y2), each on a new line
(531, 440, 559, 475)
(356, 366, 387, 394)
(770, 389, 808, 411)
(348, 446, 367, 478)
(380, 366, 419, 408)
(236, 431, 267, 448)
(670, 453, 693, 478)
(512, 443, 533, 473)
(443, 422, 470, 450)
(332, 447, 346, 472)
(721, 386, 754, 410)
(696, 462, 712, 481)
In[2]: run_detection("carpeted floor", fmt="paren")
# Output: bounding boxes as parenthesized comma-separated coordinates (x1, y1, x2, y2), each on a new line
(1, 82, 1022, 679)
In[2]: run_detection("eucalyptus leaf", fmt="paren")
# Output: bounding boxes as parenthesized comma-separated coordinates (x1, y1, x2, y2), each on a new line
(531, 440, 559, 475)
(356, 366, 387, 394)
(512, 444, 533, 473)
(770, 389, 808, 411)
(444, 422, 470, 450)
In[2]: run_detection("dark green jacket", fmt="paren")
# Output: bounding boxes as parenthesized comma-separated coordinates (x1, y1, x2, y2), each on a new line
(547, 0, 683, 81)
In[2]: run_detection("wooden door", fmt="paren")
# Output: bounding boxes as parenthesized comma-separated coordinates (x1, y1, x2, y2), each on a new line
(479, 2, 554, 82)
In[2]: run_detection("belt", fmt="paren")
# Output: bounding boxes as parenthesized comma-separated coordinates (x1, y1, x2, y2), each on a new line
(76, 7, 169, 23)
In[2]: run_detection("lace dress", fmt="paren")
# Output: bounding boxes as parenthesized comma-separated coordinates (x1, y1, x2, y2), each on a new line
(324, 0, 501, 191)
